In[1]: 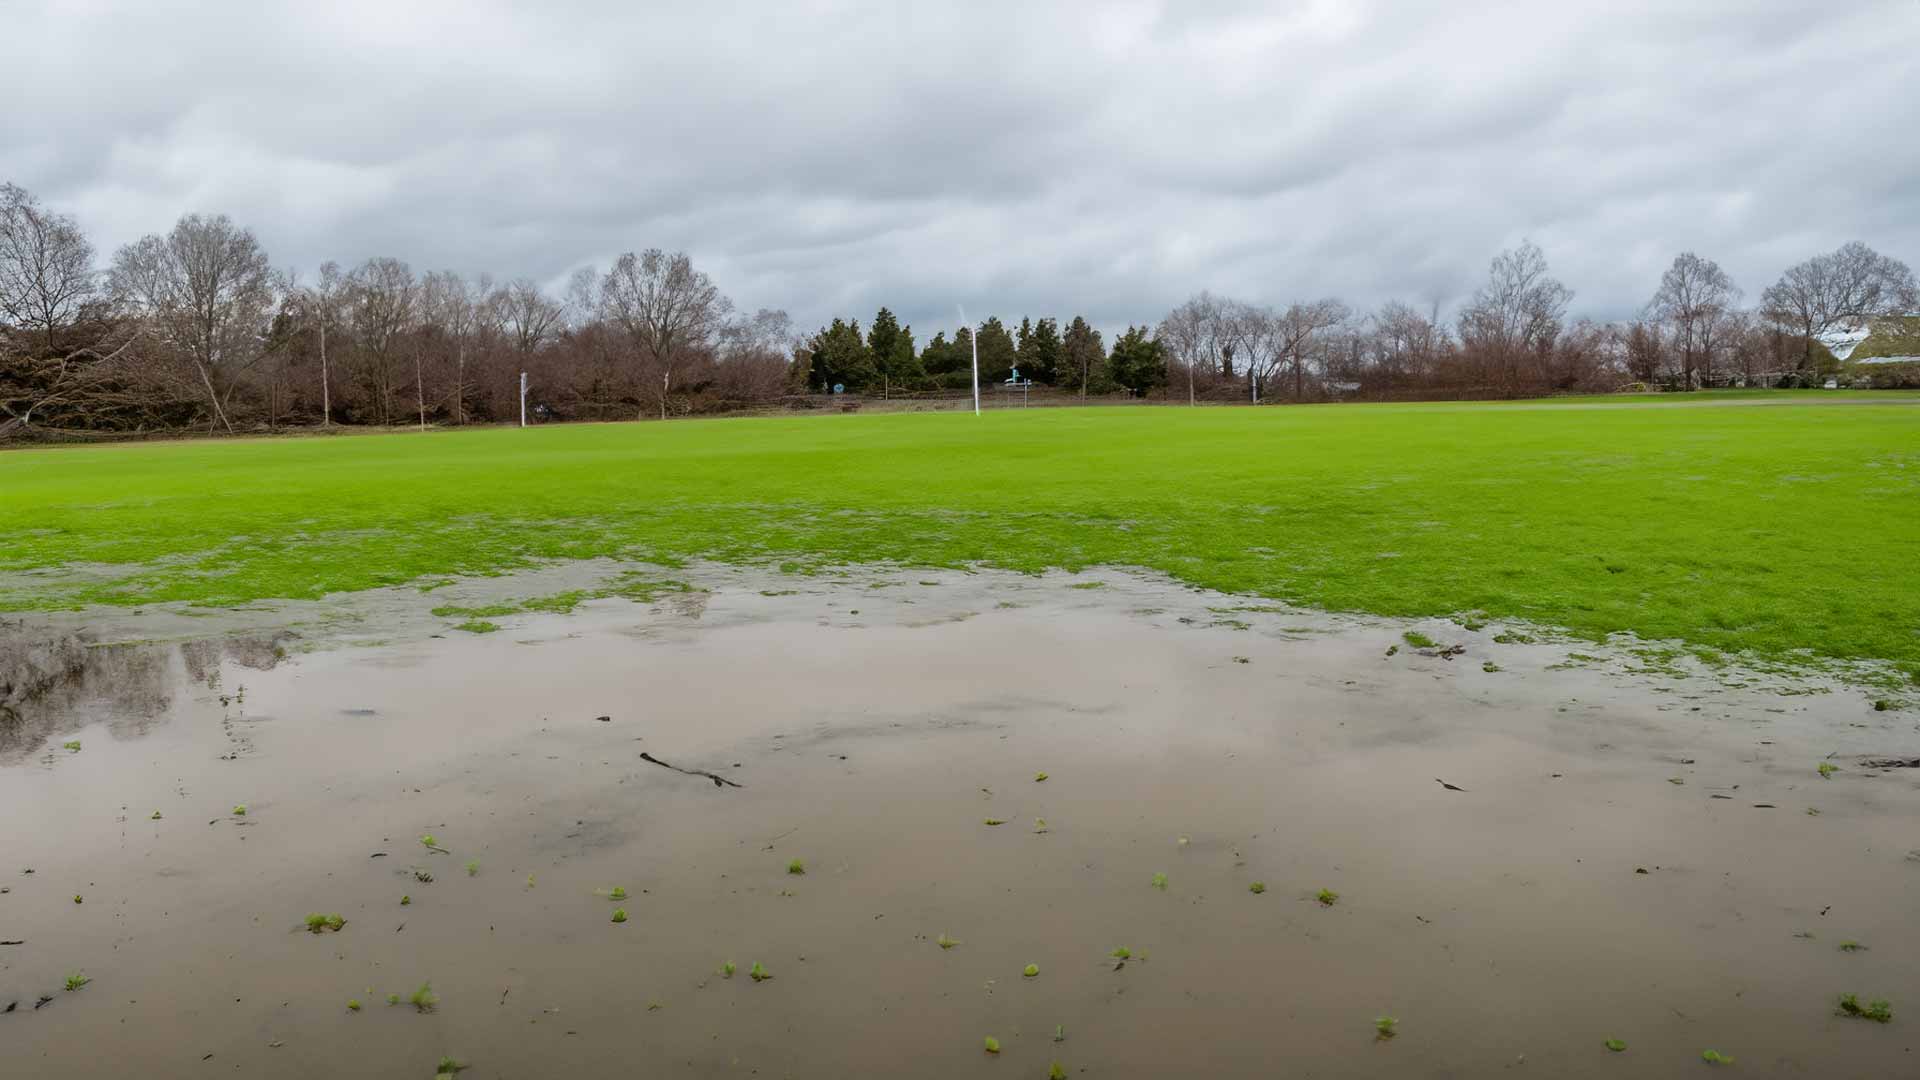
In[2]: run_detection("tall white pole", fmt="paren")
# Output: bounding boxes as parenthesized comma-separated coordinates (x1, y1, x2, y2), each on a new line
(970, 327, 981, 416)
(519, 372, 527, 428)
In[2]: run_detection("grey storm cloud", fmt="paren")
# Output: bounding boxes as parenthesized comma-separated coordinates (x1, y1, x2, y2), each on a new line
(5, 0, 1917, 336)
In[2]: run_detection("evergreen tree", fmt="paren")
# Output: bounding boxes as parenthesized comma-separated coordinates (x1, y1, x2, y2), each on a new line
(974, 317, 1017, 383)
(866, 307, 925, 392)
(1020, 316, 1062, 384)
(1061, 316, 1107, 395)
(921, 330, 957, 375)
(803, 318, 876, 392)
(1106, 325, 1166, 394)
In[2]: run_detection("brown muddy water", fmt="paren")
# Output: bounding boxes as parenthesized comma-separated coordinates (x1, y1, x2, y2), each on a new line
(2, 569, 1917, 1078)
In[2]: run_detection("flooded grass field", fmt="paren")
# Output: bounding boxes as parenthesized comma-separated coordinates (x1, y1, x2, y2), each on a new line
(3, 568, 1917, 1077)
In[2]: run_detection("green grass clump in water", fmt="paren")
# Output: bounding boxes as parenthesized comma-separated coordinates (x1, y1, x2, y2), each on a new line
(983, 1036, 1000, 1054)
(749, 962, 771, 982)
(720, 961, 736, 978)
(64, 972, 89, 992)
(1317, 888, 1339, 906)
(6, 402, 1920, 671)
(435, 1056, 468, 1079)
(61, 740, 80, 752)
(1838, 993, 1892, 1022)
(1701, 1049, 1734, 1065)
(346, 999, 361, 1012)
(452, 620, 499, 634)
(1819, 762, 1838, 778)
(304, 913, 346, 933)
(787, 858, 805, 875)
(409, 982, 438, 1012)
(385, 993, 401, 1006)
(1249, 881, 1266, 894)
(464, 861, 479, 877)
(936, 933, 961, 950)
(231, 804, 246, 816)
(1604, 1038, 1626, 1052)
(1839, 940, 1865, 952)
(1151, 872, 1168, 890)
(1374, 1016, 1398, 1039)
(611, 908, 628, 923)
(1023, 964, 1040, 977)
(1402, 631, 1437, 649)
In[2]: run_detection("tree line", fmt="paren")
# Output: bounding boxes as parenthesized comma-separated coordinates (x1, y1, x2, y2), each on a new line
(4, 178, 1916, 437)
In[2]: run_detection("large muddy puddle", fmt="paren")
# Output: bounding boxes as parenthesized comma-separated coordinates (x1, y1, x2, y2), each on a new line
(3, 569, 1917, 1077)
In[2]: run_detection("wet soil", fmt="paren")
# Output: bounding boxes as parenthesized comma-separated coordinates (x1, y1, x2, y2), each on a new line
(2, 569, 1917, 1077)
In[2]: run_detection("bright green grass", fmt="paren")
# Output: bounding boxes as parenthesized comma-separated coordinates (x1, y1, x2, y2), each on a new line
(3, 399, 1918, 671)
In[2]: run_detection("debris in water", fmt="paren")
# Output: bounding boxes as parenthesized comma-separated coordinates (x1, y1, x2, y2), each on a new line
(1434, 778, 1466, 792)
(639, 752, 742, 788)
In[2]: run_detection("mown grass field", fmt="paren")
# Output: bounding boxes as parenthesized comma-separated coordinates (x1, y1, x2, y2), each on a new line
(3, 395, 1918, 673)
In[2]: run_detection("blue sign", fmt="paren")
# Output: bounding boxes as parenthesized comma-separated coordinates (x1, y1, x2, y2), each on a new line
(832, 383, 845, 394)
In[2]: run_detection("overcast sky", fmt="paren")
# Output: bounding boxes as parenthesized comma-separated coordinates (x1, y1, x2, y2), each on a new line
(7, 0, 1918, 337)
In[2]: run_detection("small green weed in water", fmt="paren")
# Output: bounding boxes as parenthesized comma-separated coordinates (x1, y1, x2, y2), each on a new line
(1403, 631, 1437, 649)
(983, 818, 1006, 826)
(1034, 772, 1049, 782)
(608, 886, 628, 901)
(400, 894, 411, 906)
(720, 961, 736, 978)
(232, 804, 247, 816)
(150, 810, 162, 820)
(1604, 1038, 1626, 1052)
(1818, 762, 1838, 778)
(1317, 888, 1339, 906)
(464, 861, 479, 877)
(62, 740, 80, 752)
(1482, 661, 1502, 673)
(937, 933, 961, 950)
(65, 972, 89, 992)
(1838, 994, 1892, 1022)
(1050, 1063, 1068, 1079)
(525, 873, 535, 888)
(305, 913, 346, 934)
(435, 1055, 468, 1079)
(749, 962, 771, 982)
(1054, 1024, 1065, 1042)
(1250, 881, 1267, 894)
(1033, 818, 1049, 833)
(73, 894, 82, 904)
(983, 1036, 1001, 1054)
(347, 999, 362, 1012)
(787, 858, 805, 875)
(420, 834, 440, 850)
(1374, 1016, 1398, 1040)
(1839, 940, 1865, 952)
(1701, 1049, 1733, 1065)
(1023, 963, 1040, 978)
(1151, 873, 1168, 890)
(611, 908, 628, 923)
(409, 982, 438, 1012)
(385, 993, 401, 1006)
(1109, 946, 1131, 960)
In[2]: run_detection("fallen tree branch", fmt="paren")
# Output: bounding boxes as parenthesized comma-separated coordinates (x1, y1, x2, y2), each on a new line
(639, 751, 743, 788)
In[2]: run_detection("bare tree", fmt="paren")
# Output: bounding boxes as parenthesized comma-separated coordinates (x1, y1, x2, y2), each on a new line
(1221, 301, 1279, 402)
(1275, 298, 1350, 400)
(496, 279, 563, 356)
(422, 270, 495, 425)
(598, 249, 731, 420)
(109, 213, 276, 433)
(289, 261, 348, 426)
(1761, 241, 1918, 370)
(0, 183, 99, 351)
(1456, 241, 1572, 395)
(1156, 292, 1228, 405)
(1646, 252, 1740, 389)
(343, 257, 419, 427)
